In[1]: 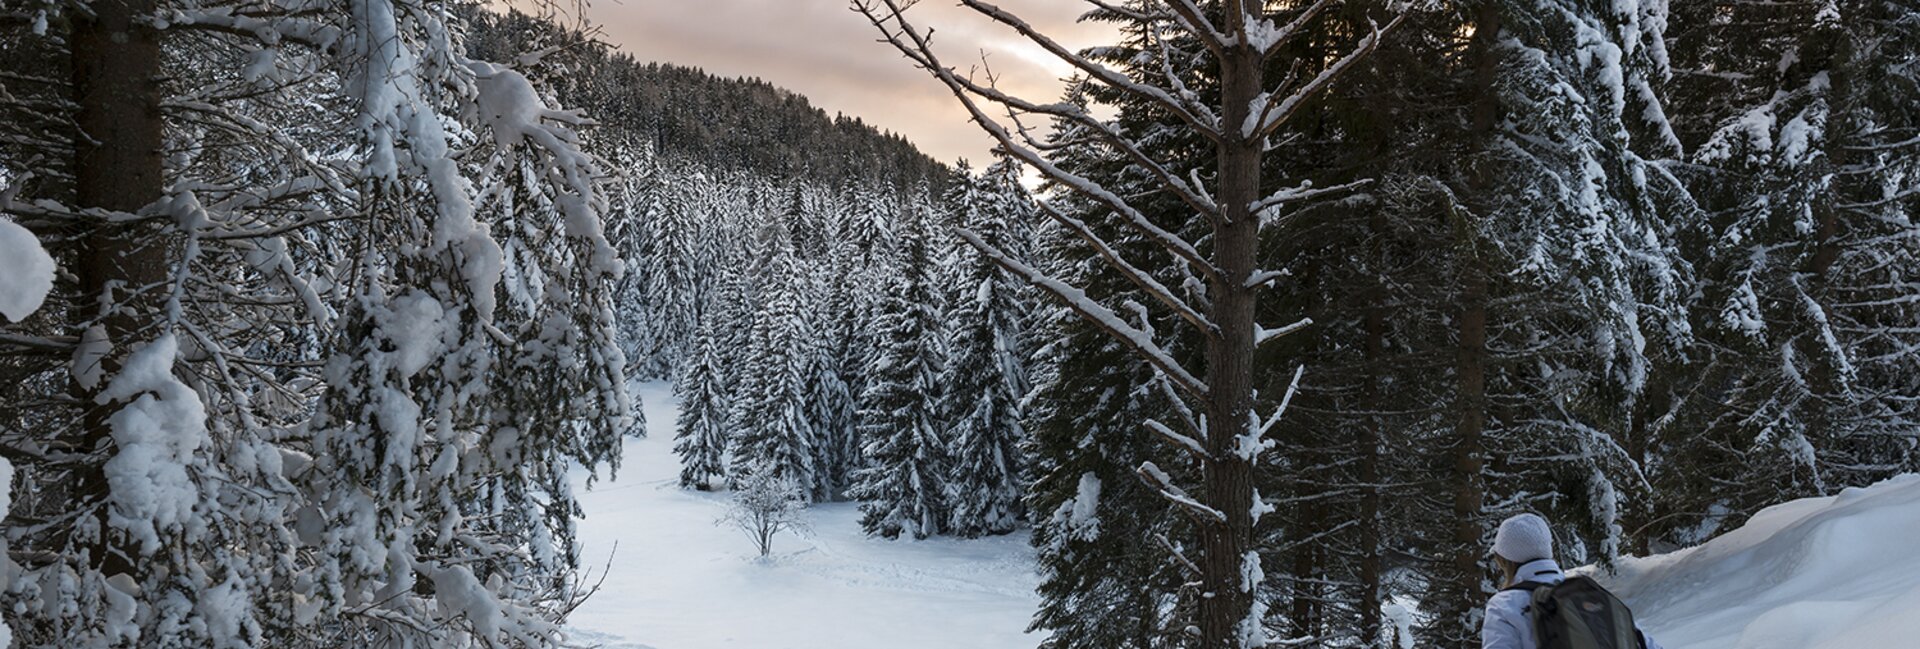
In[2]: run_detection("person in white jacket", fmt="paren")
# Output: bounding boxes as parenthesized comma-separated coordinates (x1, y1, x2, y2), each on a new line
(1481, 514, 1664, 649)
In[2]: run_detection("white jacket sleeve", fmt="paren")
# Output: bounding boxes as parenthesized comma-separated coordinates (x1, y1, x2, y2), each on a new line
(1480, 599, 1527, 649)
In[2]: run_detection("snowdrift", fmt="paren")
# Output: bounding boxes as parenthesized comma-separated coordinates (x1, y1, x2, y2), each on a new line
(1593, 474, 1920, 649)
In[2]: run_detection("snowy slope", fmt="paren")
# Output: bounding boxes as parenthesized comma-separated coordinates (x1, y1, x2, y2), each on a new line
(1593, 474, 1920, 649)
(565, 383, 1043, 649)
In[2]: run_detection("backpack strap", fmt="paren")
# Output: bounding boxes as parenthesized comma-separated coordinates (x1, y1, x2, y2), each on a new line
(1501, 580, 1552, 593)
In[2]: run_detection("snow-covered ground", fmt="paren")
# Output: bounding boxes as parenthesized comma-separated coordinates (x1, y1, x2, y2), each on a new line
(1596, 474, 1920, 649)
(570, 383, 1920, 649)
(565, 383, 1043, 649)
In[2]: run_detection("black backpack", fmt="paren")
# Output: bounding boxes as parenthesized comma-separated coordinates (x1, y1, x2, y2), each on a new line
(1506, 576, 1647, 649)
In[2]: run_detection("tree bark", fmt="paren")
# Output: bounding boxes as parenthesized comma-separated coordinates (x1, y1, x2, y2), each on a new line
(1444, 5, 1502, 646)
(1358, 238, 1387, 645)
(72, 0, 167, 578)
(1199, 5, 1266, 645)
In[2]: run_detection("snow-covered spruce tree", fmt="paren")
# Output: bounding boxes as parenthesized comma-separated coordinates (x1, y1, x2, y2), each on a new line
(630, 154, 708, 379)
(608, 142, 672, 377)
(849, 208, 951, 539)
(675, 318, 732, 490)
(305, 9, 634, 646)
(1650, 0, 1920, 549)
(856, 1, 1406, 644)
(727, 245, 821, 498)
(0, 0, 632, 645)
(940, 158, 1036, 538)
(805, 257, 865, 499)
(1331, 2, 1696, 644)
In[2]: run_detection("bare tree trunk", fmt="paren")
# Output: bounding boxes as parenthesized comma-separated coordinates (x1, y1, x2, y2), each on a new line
(1196, 11, 1268, 644)
(71, 0, 167, 578)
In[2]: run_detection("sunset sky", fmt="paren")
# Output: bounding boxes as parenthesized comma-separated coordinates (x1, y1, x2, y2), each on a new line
(582, 0, 1112, 166)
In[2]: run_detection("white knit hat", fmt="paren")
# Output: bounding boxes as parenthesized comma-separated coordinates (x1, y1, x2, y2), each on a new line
(1492, 513, 1554, 562)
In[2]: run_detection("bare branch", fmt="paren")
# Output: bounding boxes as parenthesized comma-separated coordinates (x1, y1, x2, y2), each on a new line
(954, 228, 1209, 398)
(1137, 461, 1227, 523)
(1247, 13, 1408, 140)
(854, 0, 1223, 279)
(956, 0, 1222, 140)
(1032, 200, 1218, 338)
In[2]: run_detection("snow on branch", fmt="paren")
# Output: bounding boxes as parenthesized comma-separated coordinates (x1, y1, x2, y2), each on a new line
(957, 77, 1220, 224)
(1243, 0, 1334, 58)
(1160, 0, 1230, 55)
(1034, 200, 1218, 337)
(954, 228, 1210, 398)
(1137, 461, 1227, 523)
(1145, 418, 1209, 460)
(1254, 317, 1312, 347)
(1255, 364, 1306, 439)
(1244, 14, 1407, 141)
(1253, 178, 1374, 226)
(1151, 372, 1204, 441)
(1244, 268, 1291, 289)
(1155, 532, 1204, 578)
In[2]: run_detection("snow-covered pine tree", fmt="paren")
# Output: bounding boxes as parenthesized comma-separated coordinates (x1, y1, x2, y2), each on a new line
(609, 139, 666, 374)
(805, 257, 865, 499)
(850, 207, 950, 539)
(1651, 0, 1920, 547)
(0, 1, 633, 645)
(675, 317, 731, 490)
(727, 245, 821, 498)
(1372, 2, 1695, 643)
(308, 14, 636, 646)
(940, 158, 1036, 538)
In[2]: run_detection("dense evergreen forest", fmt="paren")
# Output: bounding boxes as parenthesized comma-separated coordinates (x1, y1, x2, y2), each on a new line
(0, 1, 1916, 648)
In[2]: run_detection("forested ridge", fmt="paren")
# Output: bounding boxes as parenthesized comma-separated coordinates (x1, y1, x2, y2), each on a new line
(1, 1, 1917, 649)
(465, 8, 950, 191)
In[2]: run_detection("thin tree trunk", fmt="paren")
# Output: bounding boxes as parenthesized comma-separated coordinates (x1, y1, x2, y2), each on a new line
(71, 0, 167, 578)
(1358, 254, 1387, 645)
(1449, 248, 1489, 646)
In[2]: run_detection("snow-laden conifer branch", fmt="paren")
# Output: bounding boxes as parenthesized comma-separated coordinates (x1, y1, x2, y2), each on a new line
(953, 228, 1209, 398)
(1136, 461, 1227, 523)
(952, 0, 1222, 140)
(854, 0, 1221, 280)
(1033, 200, 1218, 337)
